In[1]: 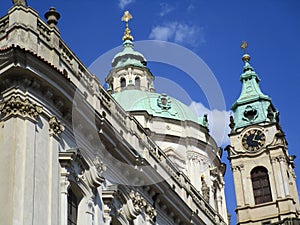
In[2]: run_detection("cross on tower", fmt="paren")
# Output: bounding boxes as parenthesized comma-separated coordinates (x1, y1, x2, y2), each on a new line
(240, 41, 248, 54)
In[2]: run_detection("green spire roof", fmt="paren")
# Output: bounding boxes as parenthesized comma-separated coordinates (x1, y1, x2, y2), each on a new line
(111, 11, 147, 69)
(232, 54, 270, 109)
(231, 53, 279, 130)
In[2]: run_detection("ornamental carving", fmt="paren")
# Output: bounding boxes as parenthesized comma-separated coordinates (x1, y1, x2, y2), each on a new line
(12, 0, 27, 6)
(0, 95, 43, 121)
(268, 131, 287, 147)
(49, 116, 65, 136)
(129, 190, 147, 213)
(157, 94, 171, 110)
(145, 204, 157, 221)
(201, 176, 210, 202)
(93, 156, 106, 174)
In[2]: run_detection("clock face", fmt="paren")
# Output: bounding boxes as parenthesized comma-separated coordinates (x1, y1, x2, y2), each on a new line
(242, 129, 266, 151)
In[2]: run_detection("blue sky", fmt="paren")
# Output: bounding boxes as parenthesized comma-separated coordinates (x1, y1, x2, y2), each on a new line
(1, 0, 300, 224)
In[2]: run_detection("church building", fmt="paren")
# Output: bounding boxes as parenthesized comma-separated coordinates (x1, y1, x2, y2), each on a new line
(0, 1, 299, 225)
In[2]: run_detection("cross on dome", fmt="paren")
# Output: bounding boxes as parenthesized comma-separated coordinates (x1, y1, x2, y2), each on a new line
(122, 11, 134, 41)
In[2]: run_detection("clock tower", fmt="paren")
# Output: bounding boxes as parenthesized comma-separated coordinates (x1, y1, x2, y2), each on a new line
(226, 43, 300, 224)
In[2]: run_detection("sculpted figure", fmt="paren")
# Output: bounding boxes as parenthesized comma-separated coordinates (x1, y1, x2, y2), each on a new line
(12, 0, 27, 6)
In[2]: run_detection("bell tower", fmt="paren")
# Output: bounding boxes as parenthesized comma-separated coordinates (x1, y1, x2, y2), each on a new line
(226, 42, 300, 225)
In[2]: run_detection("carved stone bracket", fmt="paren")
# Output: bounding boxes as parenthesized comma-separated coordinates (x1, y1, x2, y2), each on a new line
(85, 156, 106, 188)
(268, 131, 287, 147)
(59, 149, 105, 191)
(49, 116, 64, 137)
(0, 93, 43, 122)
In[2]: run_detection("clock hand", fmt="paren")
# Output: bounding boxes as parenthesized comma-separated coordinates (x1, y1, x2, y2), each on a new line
(253, 130, 258, 141)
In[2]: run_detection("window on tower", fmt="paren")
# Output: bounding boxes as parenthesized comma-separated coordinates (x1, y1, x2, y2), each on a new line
(120, 77, 126, 89)
(135, 76, 140, 89)
(251, 166, 272, 205)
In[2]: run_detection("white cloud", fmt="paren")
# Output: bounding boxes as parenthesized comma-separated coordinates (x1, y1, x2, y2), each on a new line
(149, 22, 205, 47)
(149, 23, 177, 41)
(119, 0, 135, 10)
(159, 3, 174, 16)
(189, 101, 231, 147)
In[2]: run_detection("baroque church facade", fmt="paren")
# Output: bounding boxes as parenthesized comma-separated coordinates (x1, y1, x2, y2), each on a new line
(0, 2, 299, 225)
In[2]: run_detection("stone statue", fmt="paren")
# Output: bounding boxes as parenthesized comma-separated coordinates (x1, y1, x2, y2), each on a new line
(201, 176, 210, 202)
(12, 0, 27, 6)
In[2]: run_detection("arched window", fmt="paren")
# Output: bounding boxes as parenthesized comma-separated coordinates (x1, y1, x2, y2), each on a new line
(68, 189, 78, 225)
(135, 76, 140, 89)
(251, 166, 272, 204)
(120, 77, 126, 89)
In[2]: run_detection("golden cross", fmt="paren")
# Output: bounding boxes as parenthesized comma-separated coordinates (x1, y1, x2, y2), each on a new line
(240, 41, 248, 54)
(122, 11, 133, 24)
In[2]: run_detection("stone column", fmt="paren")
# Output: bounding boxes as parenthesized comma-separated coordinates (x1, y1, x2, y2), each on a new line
(232, 165, 245, 207)
(0, 90, 43, 225)
(271, 157, 284, 198)
(58, 151, 75, 225)
(278, 156, 290, 197)
(102, 190, 116, 225)
(85, 196, 95, 225)
(59, 167, 70, 225)
(239, 165, 251, 206)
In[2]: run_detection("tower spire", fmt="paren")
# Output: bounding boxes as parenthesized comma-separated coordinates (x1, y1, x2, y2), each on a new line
(230, 42, 276, 130)
(121, 11, 134, 41)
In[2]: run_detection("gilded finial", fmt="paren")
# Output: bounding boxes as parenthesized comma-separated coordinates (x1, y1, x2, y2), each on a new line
(241, 41, 251, 62)
(122, 11, 134, 41)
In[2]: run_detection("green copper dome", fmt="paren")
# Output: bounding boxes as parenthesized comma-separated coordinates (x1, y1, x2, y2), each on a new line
(112, 90, 208, 127)
(112, 40, 147, 68)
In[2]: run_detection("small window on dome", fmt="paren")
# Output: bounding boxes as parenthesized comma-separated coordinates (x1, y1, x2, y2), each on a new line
(120, 77, 126, 89)
(135, 77, 141, 89)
